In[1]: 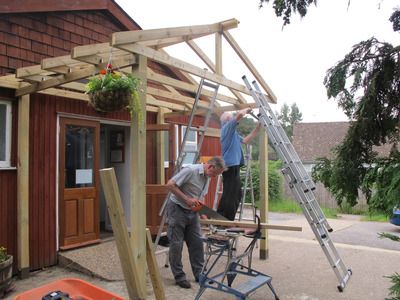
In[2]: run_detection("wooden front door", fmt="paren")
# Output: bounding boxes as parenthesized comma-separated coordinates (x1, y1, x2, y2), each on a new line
(59, 117, 100, 250)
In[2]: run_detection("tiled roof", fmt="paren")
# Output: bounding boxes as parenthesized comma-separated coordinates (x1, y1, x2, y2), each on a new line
(292, 122, 394, 161)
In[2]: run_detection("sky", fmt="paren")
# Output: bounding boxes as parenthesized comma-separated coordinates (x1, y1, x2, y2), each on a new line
(115, 0, 399, 123)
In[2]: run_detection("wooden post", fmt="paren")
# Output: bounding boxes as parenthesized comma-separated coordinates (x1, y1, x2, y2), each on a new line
(156, 107, 166, 185)
(100, 168, 144, 299)
(215, 32, 222, 75)
(17, 94, 30, 279)
(130, 54, 148, 293)
(259, 128, 269, 259)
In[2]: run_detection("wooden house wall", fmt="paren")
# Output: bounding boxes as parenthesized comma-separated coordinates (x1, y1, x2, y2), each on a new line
(0, 89, 18, 272)
(0, 4, 224, 271)
(0, 7, 139, 271)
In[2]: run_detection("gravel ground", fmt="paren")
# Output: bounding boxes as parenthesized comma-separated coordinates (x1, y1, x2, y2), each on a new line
(4, 212, 400, 300)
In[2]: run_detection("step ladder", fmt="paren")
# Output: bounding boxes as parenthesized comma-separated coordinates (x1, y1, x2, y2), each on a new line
(242, 75, 352, 292)
(238, 144, 257, 222)
(212, 144, 257, 223)
(154, 77, 220, 258)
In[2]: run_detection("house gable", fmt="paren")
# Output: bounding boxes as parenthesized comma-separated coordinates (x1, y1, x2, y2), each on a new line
(0, 0, 139, 75)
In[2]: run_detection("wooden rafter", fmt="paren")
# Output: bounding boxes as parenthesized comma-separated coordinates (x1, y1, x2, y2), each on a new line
(6, 18, 277, 115)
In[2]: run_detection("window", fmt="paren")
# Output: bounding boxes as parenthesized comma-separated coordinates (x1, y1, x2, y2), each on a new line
(0, 100, 12, 168)
(180, 125, 198, 166)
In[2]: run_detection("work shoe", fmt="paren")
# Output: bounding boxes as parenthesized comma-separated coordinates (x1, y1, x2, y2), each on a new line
(176, 280, 191, 289)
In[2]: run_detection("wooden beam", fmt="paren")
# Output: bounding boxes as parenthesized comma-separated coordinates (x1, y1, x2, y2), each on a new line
(17, 94, 30, 279)
(146, 95, 184, 111)
(148, 69, 236, 106)
(130, 54, 148, 295)
(15, 55, 137, 97)
(259, 129, 269, 259)
(41, 55, 84, 72)
(147, 86, 210, 107)
(222, 31, 277, 104)
(114, 43, 251, 96)
(145, 229, 166, 300)
(71, 42, 111, 60)
(186, 39, 247, 104)
(99, 168, 144, 299)
(199, 219, 302, 231)
(110, 19, 239, 46)
(156, 107, 167, 184)
(215, 32, 222, 75)
(164, 102, 258, 118)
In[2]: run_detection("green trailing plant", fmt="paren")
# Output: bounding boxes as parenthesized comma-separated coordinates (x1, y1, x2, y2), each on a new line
(0, 246, 7, 263)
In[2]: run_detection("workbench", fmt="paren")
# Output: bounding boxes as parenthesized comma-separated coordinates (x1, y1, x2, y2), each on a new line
(195, 217, 279, 300)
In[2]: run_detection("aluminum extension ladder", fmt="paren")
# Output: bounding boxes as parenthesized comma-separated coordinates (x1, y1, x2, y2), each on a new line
(154, 77, 220, 258)
(242, 75, 352, 292)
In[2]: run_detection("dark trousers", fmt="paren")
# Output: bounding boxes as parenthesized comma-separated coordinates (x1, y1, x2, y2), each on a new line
(217, 165, 242, 221)
(166, 200, 204, 283)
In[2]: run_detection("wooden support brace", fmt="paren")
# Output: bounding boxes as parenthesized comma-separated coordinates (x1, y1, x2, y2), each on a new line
(100, 168, 166, 300)
(199, 219, 302, 232)
(146, 229, 166, 300)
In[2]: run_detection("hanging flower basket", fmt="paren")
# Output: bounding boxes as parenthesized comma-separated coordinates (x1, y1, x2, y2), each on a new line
(87, 88, 131, 112)
(86, 64, 143, 121)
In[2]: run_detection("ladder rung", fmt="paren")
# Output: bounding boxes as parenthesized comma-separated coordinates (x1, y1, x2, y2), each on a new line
(197, 104, 212, 111)
(182, 149, 200, 154)
(203, 81, 219, 89)
(188, 127, 206, 133)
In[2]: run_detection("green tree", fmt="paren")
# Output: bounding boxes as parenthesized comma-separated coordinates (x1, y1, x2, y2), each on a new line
(261, 0, 400, 214)
(276, 102, 303, 141)
(259, 0, 317, 26)
(240, 160, 283, 204)
(260, 1, 400, 297)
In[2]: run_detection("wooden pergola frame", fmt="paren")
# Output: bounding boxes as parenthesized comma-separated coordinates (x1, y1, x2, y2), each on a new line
(0, 19, 279, 296)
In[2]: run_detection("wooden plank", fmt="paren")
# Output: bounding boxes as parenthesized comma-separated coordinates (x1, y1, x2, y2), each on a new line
(130, 54, 148, 294)
(156, 108, 167, 184)
(99, 168, 144, 299)
(110, 19, 239, 46)
(222, 31, 277, 104)
(259, 129, 269, 259)
(114, 43, 251, 96)
(164, 102, 258, 118)
(147, 86, 210, 107)
(215, 33, 222, 75)
(17, 94, 30, 278)
(148, 69, 236, 106)
(15, 54, 137, 97)
(71, 42, 111, 59)
(199, 219, 302, 232)
(145, 229, 166, 300)
(186, 39, 246, 104)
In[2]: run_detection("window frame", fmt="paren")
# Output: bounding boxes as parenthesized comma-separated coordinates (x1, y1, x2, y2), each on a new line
(179, 125, 198, 166)
(0, 100, 12, 168)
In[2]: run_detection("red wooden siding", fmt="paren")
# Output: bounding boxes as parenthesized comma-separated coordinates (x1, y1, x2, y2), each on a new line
(0, 2, 224, 271)
(0, 10, 140, 75)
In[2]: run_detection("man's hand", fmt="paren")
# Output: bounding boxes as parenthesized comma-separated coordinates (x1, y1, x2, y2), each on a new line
(187, 198, 201, 208)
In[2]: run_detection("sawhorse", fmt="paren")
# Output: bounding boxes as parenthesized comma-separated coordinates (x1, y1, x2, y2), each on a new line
(195, 218, 279, 300)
